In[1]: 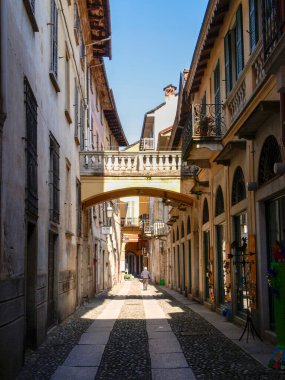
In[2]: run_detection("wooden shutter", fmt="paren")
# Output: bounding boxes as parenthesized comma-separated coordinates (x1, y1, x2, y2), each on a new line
(235, 5, 244, 78)
(224, 32, 232, 96)
(214, 61, 221, 134)
(249, 0, 258, 52)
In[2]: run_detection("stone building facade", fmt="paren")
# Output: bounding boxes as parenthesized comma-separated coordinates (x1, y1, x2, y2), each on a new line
(0, 1, 126, 378)
(166, 0, 285, 344)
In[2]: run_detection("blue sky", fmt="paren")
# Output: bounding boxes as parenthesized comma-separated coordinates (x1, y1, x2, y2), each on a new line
(105, 0, 209, 145)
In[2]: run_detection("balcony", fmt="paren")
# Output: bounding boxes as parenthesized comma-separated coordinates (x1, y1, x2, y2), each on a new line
(182, 104, 225, 167)
(263, 0, 285, 74)
(121, 217, 140, 227)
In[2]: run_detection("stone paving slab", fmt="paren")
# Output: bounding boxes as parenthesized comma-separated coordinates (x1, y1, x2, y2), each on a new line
(151, 352, 189, 369)
(146, 323, 172, 332)
(161, 286, 275, 368)
(63, 344, 105, 366)
(148, 331, 178, 340)
(89, 319, 115, 328)
(152, 368, 196, 380)
(78, 331, 110, 345)
(51, 366, 98, 380)
(149, 338, 182, 353)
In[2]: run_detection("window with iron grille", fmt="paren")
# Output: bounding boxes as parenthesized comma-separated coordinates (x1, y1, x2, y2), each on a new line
(215, 185, 225, 216)
(49, 133, 60, 223)
(202, 199, 209, 224)
(50, 0, 58, 78)
(76, 179, 82, 236)
(258, 135, 282, 185)
(232, 166, 246, 206)
(187, 216, 191, 234)
(24, 77, 38, 217)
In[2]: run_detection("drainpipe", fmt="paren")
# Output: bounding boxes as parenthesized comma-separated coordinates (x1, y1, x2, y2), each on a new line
(0, 0, 8, 272)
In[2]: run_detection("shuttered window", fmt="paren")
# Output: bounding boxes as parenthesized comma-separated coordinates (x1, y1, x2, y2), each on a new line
(214, 61, 221, 134)
(50, 0, 58, 77)
(249, 0, 259, 52)
(224, 32, 232, 96)
(235, 5, 244, 78)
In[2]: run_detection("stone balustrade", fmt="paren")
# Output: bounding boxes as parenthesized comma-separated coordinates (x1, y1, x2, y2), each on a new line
(80, 151, 185, 177)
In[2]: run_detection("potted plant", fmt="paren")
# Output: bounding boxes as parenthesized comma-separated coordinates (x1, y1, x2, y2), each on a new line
(197, 116, 210, 136)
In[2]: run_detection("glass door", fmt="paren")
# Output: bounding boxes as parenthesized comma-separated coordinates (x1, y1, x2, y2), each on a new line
(233, 212, 248, 316)
(266, 194, 285, 330)
(203, 231, 210, 300)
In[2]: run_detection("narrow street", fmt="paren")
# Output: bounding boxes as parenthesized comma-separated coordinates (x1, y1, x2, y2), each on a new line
(17, 279, 281, 380)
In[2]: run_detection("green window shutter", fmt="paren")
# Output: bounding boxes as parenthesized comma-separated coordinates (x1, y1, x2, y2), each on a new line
(249, 0, 259, 52)
(224, 32, 232, 96)
(201, 93, 206, 117)
(235, 5, 244, 78)
(214, 61, 222, 134)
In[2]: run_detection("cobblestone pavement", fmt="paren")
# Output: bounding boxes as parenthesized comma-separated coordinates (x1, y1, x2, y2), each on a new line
(16, 279, 285, 380)
(16, 287, 119, 380)
(95, 281, 151, 380)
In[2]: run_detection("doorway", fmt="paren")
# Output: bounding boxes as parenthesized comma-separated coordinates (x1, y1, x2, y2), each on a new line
(25, 222, 37, 348)
(47, 231, 57, 329)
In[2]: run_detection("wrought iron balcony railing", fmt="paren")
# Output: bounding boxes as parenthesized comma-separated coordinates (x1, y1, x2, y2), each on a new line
(182, 103, 225, 159)
(153, 221, 168, 237)
(263, 0, 285, 60)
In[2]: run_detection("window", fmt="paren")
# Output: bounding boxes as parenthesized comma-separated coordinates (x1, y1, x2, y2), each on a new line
(24, 77, 38, 217)
(74, 79, 80, 144)
(65, 46, 72, 123)
(80, 31, 85, 68)
(202, 199, 209, 224)
(74, 3, 80, 45)
(214, 61, 221, 134)
(23, 0, 39, 31)
(224, 32, 232, 96)
(187, 216, 191, 234)
(181, 221, 185, 238)
(79, 100, 85, 150)
(49, 133, 60, 223)
(258, 135, 282, 185)
(232, 166, 246, 205)
(49, 0, 60, 92)
(76, 179, 81, 236)
(176, 226, 179, 241)
(65, 161, 71, 232)
(215, 186, 225, 216)
(201, 93, 206, 118)
(249, 0, 259, 52)
(50, 0, 58, 77)
(235, 5, 244, 78)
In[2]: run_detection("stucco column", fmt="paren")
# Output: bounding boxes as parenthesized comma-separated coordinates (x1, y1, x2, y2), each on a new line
(119, 241, 126, 282)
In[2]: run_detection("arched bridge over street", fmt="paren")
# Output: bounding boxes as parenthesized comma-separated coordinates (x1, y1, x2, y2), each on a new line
(80, 150, 196, 207)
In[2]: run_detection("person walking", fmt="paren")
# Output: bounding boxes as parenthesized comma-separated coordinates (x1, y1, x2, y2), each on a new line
(141, 267, 151, 290)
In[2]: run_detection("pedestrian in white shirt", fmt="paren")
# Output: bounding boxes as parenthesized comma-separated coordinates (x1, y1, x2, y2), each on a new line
(141, 267, 151, 290)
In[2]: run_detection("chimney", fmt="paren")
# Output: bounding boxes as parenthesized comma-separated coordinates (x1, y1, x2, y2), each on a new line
(183, 69, 189, 82)
(163, 84, 177, 100)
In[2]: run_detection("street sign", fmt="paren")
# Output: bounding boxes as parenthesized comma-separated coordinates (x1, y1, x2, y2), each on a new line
(101, 226, 112, 235)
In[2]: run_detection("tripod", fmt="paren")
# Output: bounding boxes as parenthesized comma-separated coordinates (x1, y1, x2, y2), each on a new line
(230, 238, 262, 343)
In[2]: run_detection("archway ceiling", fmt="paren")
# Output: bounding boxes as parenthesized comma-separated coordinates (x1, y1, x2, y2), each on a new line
(83, 187, 196, 208)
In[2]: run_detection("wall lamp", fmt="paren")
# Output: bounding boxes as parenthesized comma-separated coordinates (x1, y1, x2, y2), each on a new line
(274, 162, 285, 175)
(247, 182, 258, 191)
(86, 36, 111, 47)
